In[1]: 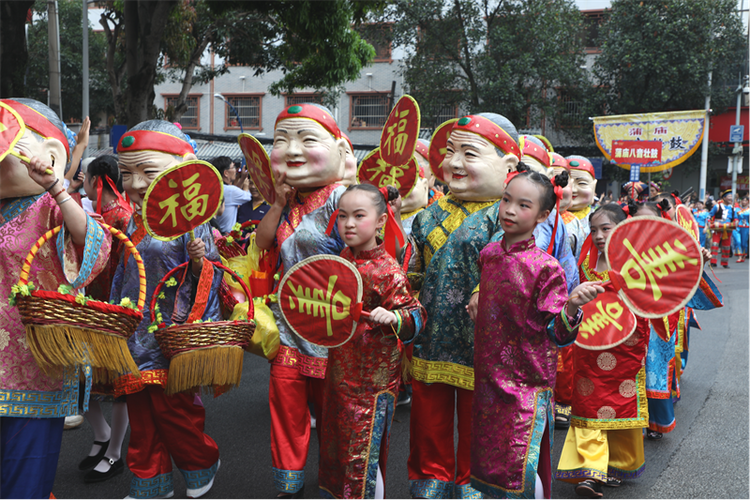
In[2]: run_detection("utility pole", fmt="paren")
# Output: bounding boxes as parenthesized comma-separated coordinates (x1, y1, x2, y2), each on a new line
(82, 0, 89, 155)
(699, 71, 712, 201)
(47, 0, 63, 119)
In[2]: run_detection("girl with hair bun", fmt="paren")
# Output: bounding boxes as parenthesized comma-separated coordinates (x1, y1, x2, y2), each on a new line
(319, 183, 426, 499)
(556, 203, 650, 498)
(77, 155, 134, 483)
(469, 171, 602, 499)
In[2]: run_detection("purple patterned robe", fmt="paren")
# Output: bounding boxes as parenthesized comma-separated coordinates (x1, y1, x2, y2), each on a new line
(471, 237, 580, 498)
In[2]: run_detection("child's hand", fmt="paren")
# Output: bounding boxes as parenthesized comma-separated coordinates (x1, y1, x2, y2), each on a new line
(68, 170, 84, 193)
(465, 292, 479, 321)
(567, 281, 605, 316)
(272, 172, 294, 208)
(187, 237, 206, 261)
(388, 191, 402, 216)
(701, 247, 711, 263)
(369, 306, 397, 325)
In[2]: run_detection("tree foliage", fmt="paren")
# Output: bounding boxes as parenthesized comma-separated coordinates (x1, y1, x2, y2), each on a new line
(0, 1, 35, 98)
(389, 0, 592, 131)
(593, 0, 746, 115)
(25, 0, 114, 124)
(215, 1, 379, 97)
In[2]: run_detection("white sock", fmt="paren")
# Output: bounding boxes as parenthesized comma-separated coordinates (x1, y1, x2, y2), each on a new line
(83, 401, 111, 456)
(104, 401, 129, 462)
(375, 464, 384, 499)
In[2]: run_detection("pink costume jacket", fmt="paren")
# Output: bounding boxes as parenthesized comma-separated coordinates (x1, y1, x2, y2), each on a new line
(471, 237, 581, 498)
(0, 193, 111, 417)
(319, 243, 426, 499)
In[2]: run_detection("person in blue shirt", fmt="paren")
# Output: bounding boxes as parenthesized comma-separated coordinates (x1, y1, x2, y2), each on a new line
(692, 200, 710, 248)
(708, 190, 737, 268)
(211, 156, 253, 234)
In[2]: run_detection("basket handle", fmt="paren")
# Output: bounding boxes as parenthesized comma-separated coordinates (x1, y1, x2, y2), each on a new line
(17, 222, 147, 311)
(149, 259, 254, 323)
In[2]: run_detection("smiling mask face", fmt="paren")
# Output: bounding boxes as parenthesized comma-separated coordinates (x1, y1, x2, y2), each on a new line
(270, 118, 345, 189)
(442, 129, 518, 202)
(118, 149, 197, 208)
(0, 128, 67, 199)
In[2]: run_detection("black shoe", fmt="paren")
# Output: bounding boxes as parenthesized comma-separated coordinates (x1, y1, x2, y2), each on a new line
(723, 264, 730, 269)
(710, 263, 717, 267)
(78, 440, 110, 471)
(575, 480, 603, 498)
(276, 486, 305, 499)
(604, 476, 622, 487)
(646, 430, 663, 440)
(83, 457, 124, 483)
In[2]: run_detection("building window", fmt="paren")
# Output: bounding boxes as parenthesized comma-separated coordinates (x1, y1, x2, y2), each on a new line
(285, 93, 324, 107)
(222, 94, 262, 130)
(581, 10, 607, 52)
(558, 90, 585, 128)
(164, 95, 200, 130)
(349, 93, 390, 129)
(419, 102, 459, 129)
(357, 23, 393, 62)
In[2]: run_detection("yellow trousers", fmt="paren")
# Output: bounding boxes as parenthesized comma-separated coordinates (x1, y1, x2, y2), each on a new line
(555, 427, 645, 483)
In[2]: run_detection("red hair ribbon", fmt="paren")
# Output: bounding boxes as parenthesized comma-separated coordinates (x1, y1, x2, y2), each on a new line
(577, 233, 599, 270)
(379, 187, 405, 259)
(325, 209, 339, 236)
(95, 175, 130, 216)
(546, 182, 564, 255)
(622, 204, 630, 215)
(504, 171, 520, 186)
(671, 193, 682, 206)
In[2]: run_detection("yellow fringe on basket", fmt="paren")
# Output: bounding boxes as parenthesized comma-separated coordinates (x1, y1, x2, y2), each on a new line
(165, 346, 245, 395)
(25, 324, 140, 377)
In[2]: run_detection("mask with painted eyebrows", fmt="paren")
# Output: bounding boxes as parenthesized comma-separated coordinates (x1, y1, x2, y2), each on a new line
(270, 118, 346, 189)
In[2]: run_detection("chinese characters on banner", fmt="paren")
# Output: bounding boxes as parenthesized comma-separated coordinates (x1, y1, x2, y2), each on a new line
(606, 217, 702, 318)
(576, 286, 637, 351)
(278, 255, 365, 348)
(428, 118, 458, 183)
(0, 102, 25, 162)
(380, 95, 420, 167)
(238, 133, 275, 205)
(593, 110, 705, 173)
(357, 148, 419, 198)
(142, 161, 224, 241)
(674, 205, 700, 242)
(612, 140, 662, 164)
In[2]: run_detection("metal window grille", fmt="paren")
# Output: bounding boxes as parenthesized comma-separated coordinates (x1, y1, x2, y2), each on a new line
(166, 96, 199, 129)
(285, 94, 324, 107)
(435, 104, 458, 124)
(226, 96, 260, 129)
(562, 95, 584, 125)
(351, 94, 389, 129)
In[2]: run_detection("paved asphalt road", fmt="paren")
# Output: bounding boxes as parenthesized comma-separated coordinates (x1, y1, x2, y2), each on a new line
(52, 266, 748, 499)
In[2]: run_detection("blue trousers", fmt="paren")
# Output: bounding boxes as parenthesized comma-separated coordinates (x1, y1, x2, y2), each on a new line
(1, 417, 64, 499)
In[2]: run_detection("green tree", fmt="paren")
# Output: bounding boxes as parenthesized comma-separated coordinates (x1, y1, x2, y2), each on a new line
(0, 1, 35, 97)
(389, 0, 592, 131)
(25, 0, 114, 124)
(593, 0, 746, 115)
(98, 0, 379, 128)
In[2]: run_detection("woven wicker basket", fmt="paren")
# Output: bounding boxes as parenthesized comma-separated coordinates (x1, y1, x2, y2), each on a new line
(152, 259, 255, 395)
(15, 223, 145, 379)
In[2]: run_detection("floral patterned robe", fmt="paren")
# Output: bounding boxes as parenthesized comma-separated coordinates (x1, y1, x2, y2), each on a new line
(0, 193, 111, 417)
(319, 243, 426, 499)
(470, 237, 580, 498)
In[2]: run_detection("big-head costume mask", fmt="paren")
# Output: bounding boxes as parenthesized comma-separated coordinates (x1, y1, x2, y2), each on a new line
(116, 120, 198, 208)
(439, 113, 520, 202)
(566, 155, 597, 212)
(518, 135, 552, 177)
(0, 98, 70, 199)
(339, 132, 357, 187)
(401, 139, 430, 213)
(270, 103, 346, 190)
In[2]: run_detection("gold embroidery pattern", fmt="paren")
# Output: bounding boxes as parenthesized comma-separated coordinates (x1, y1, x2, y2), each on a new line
(424, 196, 495, 268)
(411, 356, 474, 390)
(272, 345, 327, 379)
